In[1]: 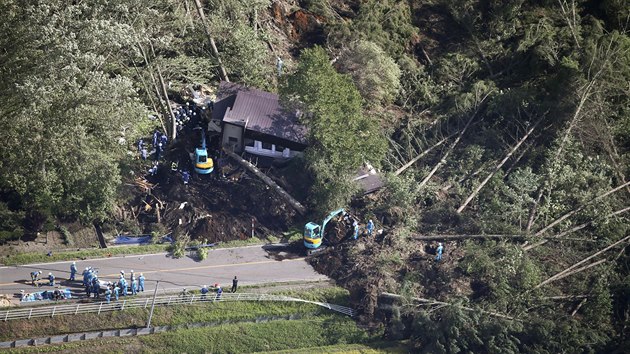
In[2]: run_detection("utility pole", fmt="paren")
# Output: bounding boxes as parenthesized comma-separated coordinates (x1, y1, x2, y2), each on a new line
(146, 280, 159, 329)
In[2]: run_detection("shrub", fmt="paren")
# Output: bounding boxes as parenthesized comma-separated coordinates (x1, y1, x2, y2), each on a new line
(171, 241, 186, 259)
(196, 247, 208, 261)
(57, 225, 75, 246)
(119, 219, 141, 235)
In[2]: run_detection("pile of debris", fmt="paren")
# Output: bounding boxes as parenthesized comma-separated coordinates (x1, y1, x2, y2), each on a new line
(308, 229, 470, 324)
(120, 123, 300, 243)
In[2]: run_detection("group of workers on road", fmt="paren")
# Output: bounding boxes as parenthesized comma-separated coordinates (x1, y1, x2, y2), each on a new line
(74, 264, 147, 302)
(195, 276, 239, 301)
(102, 269, 146, 303)
(30, 270, 55, 287)
(27, 263, 147, 304)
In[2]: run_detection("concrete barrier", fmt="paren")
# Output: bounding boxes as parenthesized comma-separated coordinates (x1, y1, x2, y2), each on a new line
(34, 337, 49, 345)
(49, 335, 65, 344)
(84, 332, 100, 340)
(101, 330, 116, 338)
(136, 328, 152, 335)
(67, 333, 83, 342)
(120, 329, 136, 337)
(13, 339, 32, 347)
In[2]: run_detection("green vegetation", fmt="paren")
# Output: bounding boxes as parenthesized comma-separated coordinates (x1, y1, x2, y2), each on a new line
(1, 0, 629, 352)
(9, 317, 388, 354)
(140, 316, 376, 354)
(0, 244, 169, 266)
(0, 286, 347, 342)
(0, 300, 321, 342)
(283, 46, 387, 212)
(261, 342, 409, 354)
(3, 287, 390, 354)
(0, 236, 281, 265)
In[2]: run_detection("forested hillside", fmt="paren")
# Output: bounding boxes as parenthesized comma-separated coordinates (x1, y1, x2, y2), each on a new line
(1, 0, 629, 352)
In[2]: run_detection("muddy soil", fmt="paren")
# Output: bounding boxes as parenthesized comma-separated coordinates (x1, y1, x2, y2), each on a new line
(307, 230, 471, 323)
(124, 128, 300, 243)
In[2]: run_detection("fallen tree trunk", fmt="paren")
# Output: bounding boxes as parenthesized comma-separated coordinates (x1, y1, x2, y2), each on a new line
(457, 118, 541, 213)
(534, 181, 630, 237)
(381, 292, 519, 321)
(536, 234, 630, 288)
(224, 149, 306, 215)
(412, 234, 526, 241)
(155, 64, 178, 141)
(526, 39, 616, 231)
(193, 0, 229, 82)
(524, 206, 630, 250)
(411, 234, 595, 242)
(536, 259, 607, 289)
(394, 135, 451, 176)
(417, 99, 487, 188)
(135, 41, 168, 135)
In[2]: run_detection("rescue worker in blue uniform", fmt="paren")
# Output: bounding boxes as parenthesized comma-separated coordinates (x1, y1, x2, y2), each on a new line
(70, 261, 77, 281)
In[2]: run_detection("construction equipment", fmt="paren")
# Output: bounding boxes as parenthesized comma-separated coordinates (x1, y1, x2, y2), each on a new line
(193, 127, 214, 174)
(304, 208, 347, 254)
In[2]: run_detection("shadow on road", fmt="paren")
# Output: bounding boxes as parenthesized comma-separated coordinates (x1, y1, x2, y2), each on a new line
(262, 242, 303, 261)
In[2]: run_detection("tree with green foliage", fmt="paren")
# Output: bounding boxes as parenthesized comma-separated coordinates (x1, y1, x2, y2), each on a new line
(283, 46, 386, 212)
(337, 40, 401, 105)
(0, 0, 150, 226)
(203, 0, 274, 89)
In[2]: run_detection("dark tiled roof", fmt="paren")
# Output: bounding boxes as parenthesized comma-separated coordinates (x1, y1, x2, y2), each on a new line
(214, 81, 307, 144)
(354, 167, 384, 194)
(212, 81, 239, 122)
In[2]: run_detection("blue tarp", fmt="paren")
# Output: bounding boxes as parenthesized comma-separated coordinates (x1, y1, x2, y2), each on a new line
(21, 289, 72, 302)
(114, 234, 174, 245)
(114, 235, 152, 245)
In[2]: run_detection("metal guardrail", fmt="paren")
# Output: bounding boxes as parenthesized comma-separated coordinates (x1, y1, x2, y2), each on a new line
(0, 293, 355, 321)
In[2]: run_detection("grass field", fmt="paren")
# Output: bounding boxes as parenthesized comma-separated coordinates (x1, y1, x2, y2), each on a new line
(8, 317, 404, 354)
(3, 286, 410, 353)
(0, 287, 347, 342)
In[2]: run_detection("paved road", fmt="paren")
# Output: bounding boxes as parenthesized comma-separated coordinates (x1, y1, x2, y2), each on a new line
(0, 244, 327, 300)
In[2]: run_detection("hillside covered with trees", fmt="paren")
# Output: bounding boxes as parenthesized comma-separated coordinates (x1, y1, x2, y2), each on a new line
(1, 0, 629, 352)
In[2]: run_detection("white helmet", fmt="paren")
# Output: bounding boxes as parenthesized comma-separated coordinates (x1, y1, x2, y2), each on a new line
(72, 261, 76, 264)
(48, 272, 52, 275)
(439, 243, 443, 246)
